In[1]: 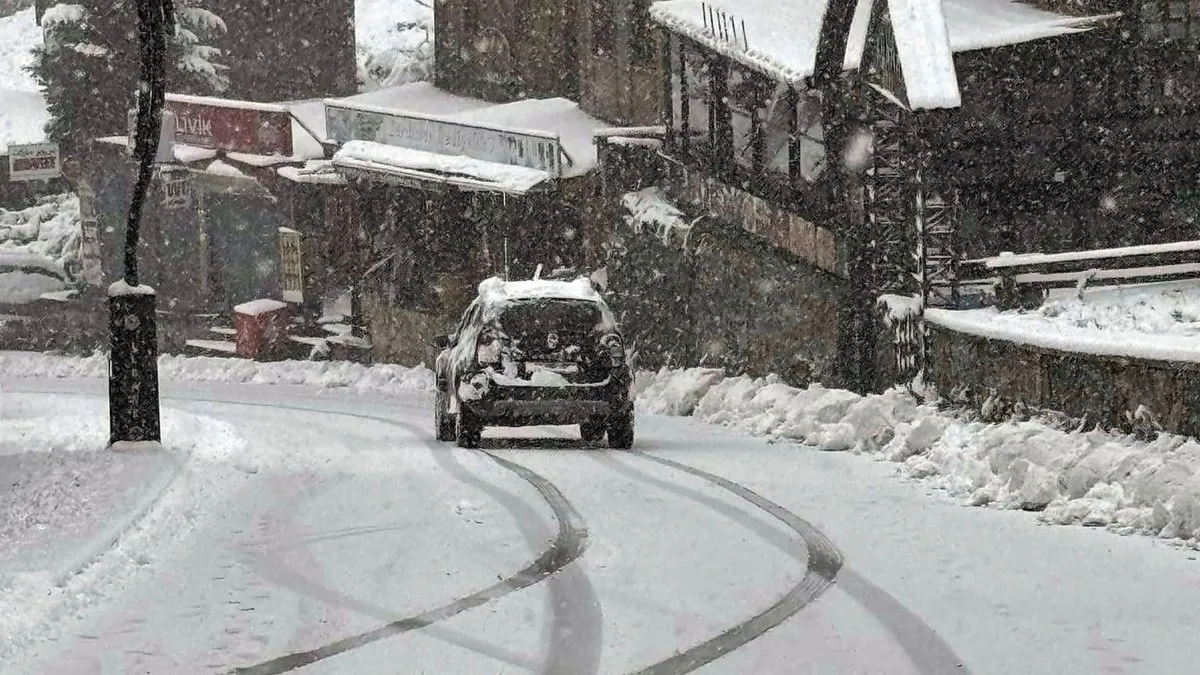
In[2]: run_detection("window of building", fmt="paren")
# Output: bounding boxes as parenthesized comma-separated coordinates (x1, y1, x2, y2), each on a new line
(665, 37, 834, 202)
(670, 41, 713, 160)
(1141, 0, 1198, 41)
(793, 91, 826, 183)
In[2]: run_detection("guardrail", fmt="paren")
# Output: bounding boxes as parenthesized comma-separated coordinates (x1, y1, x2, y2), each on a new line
(951, 239, 1200, 310)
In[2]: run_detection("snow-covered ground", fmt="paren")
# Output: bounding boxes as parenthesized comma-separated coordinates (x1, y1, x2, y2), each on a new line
(355, 0, 433, 91)
(3, 375, 1200, 674)
(5, 350, 1200, 553)
(0, 389, 244, 658)
(927, 280, 1200, 363)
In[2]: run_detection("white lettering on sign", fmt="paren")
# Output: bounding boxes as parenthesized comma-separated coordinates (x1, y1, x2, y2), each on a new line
(325, 105, 563, 177)
(177, 113, 213, 141)
(161, 169, 191, 210)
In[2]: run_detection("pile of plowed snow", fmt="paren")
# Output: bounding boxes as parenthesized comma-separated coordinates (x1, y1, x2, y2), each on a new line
(635, 367, 1200, 548)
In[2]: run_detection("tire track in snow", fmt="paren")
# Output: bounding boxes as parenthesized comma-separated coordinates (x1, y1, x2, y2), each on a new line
(195, 402, 592, 675)
(417, 438, 604, 674)
(566, 449, 839, 674)
(592, 449, 968, 675)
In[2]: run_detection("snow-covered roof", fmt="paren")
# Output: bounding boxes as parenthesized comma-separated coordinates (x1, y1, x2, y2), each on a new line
(325, 83, 607, 179)
(449, 98, 604, 178)
(336, 82, 493, 117)
(651, 0, 1116, 108)
(885, 0, 960, 109)
(332, 140, 551, 195)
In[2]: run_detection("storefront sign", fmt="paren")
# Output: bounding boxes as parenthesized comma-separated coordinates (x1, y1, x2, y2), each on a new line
(165, 94, 294, 156)
(161, 168, 191, 209)
(325, 103, 564, 177)
(8, 143, 60, 181)
(277, 227, 305, 303)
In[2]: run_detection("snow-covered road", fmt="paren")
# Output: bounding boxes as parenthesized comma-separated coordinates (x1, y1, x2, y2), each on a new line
(4, 379, 1200, 674)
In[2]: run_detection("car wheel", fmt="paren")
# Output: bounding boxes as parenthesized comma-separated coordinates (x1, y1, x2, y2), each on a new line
(607, 410, 634, 449)
(580, 417, 606, 443)
(456, 406, 483, 449)
(435, 389, 455, 442)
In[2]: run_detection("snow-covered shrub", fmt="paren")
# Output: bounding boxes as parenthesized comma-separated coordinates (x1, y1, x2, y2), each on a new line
(356, 0, 433, 91)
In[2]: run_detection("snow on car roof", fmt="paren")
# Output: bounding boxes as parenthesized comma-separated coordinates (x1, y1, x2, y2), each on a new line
(477, 276, 603, 306)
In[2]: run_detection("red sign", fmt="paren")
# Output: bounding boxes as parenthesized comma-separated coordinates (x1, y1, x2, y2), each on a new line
(165, 95, 294, 156)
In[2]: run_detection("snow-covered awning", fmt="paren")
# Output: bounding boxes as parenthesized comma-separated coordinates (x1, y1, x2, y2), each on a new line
(331, 140, 552, 195)
(324, 82, 608, 182)
(651, 0, 1118, 109)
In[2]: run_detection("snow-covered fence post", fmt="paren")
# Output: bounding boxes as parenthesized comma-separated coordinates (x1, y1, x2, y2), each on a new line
(877, 294, 923, 388)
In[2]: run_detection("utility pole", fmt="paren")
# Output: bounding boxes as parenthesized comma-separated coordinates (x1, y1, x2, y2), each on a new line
(109, 0, 173, 445)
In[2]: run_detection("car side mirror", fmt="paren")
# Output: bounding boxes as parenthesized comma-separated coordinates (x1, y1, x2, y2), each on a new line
(432, 334, 451, 350)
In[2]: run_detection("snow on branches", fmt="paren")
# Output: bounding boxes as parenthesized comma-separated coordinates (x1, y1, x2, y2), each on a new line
(29, 1, 228, 149)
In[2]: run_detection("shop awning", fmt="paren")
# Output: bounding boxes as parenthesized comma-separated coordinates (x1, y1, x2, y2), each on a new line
(330, 140, 552, 195)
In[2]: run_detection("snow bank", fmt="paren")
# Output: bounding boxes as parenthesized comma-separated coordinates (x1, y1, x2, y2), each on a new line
(0, 269, 66, 305)
(0, 193, 80, 278)
(8, 349, 1200, 548)
(636, 367, 1200, 549)
(0, 350, 436, 393)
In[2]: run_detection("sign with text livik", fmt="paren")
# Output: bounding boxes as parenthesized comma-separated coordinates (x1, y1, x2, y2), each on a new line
(325, 102, 563, 177)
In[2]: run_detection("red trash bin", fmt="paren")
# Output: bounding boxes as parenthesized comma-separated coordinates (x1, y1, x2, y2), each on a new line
(233, 299, 290, 359)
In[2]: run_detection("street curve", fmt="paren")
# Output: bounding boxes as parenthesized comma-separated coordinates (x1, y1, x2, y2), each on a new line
(213, 404, 594, 675)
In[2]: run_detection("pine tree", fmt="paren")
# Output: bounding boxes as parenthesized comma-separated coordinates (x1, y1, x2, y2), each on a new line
(28, 1, 229, 155)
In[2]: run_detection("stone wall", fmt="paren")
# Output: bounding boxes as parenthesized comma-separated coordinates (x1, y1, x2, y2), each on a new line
(607, 215, 845, 385)
(927, 322, 1200, 436)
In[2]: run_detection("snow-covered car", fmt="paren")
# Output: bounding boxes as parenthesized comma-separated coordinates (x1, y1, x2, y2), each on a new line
(433, 275, 634, 449)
